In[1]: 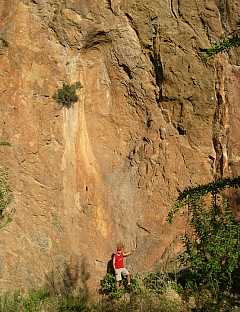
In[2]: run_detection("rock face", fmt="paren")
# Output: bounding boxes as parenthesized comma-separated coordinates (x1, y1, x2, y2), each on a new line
(0, 0, 239, 290)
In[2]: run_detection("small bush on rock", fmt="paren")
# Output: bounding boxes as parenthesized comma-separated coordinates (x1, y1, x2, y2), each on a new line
(53, 82, 82, 108)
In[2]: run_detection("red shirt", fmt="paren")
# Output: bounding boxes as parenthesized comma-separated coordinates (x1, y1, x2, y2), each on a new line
(114, 251, 124, 269)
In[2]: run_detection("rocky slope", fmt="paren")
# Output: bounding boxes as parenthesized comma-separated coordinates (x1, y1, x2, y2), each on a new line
(0, 0, 239, 290)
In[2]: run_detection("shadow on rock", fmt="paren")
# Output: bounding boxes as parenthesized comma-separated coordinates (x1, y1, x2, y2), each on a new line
(45, 255, 90, 298)
(106, 253, 115, 276)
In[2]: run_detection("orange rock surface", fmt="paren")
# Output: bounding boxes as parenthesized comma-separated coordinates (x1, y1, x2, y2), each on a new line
(0, 0, 239, 290)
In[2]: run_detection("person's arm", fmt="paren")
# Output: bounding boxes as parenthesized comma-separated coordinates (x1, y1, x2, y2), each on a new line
(124, 246, 137, 257)
(113, 254, 116, 270)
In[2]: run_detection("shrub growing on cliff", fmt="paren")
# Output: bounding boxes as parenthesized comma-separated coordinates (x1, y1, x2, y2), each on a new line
(200, 33, 240, 61)
(168, 176, 240, 310)
(53, 82, 82, 108)
(0, 140, 11, 146)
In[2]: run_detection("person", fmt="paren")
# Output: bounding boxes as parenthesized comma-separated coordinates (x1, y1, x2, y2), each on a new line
(113, 243, 132, 288)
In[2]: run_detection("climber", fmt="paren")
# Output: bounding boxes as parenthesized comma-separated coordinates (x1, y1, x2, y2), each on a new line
(113, 242, 132, 288)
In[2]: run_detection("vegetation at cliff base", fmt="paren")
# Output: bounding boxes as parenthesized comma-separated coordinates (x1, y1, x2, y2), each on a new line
(168, 176, 240, 311)
(1, 177, 240, 311)
(100, 273, 142, 299)
(0, 281, 185, 312)
(53, 82, 82, 108)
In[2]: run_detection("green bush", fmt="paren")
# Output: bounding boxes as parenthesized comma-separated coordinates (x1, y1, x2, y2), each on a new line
(144, 272, 183, 295)
(22, 289, 50, 311)
(0, 284, 185, 312)
(200, 34, 240, 61)
(53, 82, 82, 108)
(0, 289, 50, 312)
(0, 292, 21, 312)
(143, 272, 171, 294)
(168, 177, 240, 310)
(99, 273, 142, 299)
(57, 294, 90, 312)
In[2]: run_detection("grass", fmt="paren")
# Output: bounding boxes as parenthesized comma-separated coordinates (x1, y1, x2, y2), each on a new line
(0, 289, 49, 312)
(0, 273, 188, 312)
(0, 290, 186, 312)
(0, 271, 239, 311)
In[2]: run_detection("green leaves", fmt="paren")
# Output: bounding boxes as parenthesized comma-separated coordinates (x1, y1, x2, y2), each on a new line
(100, 273, 124, 299)
(200, 34, 240, 61)
(168, 177, 240, 309)
(143, 272, 172, 295)
(53, 82, 82, 108)
(99, 273, 142, 299)
(168, 176, 240, 223)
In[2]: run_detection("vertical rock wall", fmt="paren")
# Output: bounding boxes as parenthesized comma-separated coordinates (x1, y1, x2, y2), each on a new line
(0, 0, 239, 289)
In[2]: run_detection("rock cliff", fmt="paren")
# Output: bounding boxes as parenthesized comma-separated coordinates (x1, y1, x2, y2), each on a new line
(0, 0, 239, 290)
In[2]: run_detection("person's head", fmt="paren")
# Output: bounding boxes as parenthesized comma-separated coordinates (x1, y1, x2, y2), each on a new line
(116, 242, 124, 252)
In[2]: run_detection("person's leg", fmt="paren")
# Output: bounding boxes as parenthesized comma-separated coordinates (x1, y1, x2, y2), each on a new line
(115, 269, 122, 288)
(122, 268, 130, 285)
(127, 272, 131, 285)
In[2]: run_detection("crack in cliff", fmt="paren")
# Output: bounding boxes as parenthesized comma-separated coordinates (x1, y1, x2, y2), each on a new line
(124, 13, 141, 46)
(136, 222, 151, 234)
(217, 0, 228, 32)
(199, 17, 211, 43)
(170, 0, 178, 20)
(46, 1, 72, 48)
(113, 52, 134, 80)
(177, 0, 199, 38)
(149, 26, 164, 103)
(83, 30, 112, 49)
(105, 0, 114, 14)
(212, 63, 229, 180)
(192, 0, 212, 43)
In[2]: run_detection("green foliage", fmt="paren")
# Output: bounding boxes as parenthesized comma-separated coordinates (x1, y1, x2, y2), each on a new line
(0, 289, 50, 312)
(168, 175, 240, 223)
(22, 289, 50, 311)
(144, 272, 183, 295)
(181, 199, 240, 292)
(143, 272, 171, 294)
(200, 34, 240, 61)
(0, 167, 13, 217)
(99, 273, 125, 299)
(168, 177, 240, 310)
(0, 292, 21, 312)
(0, 285, 186, 312)
(57, 294, 89, 312)
(99, 273, 142, 299)
(53, 82, 82, 108)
